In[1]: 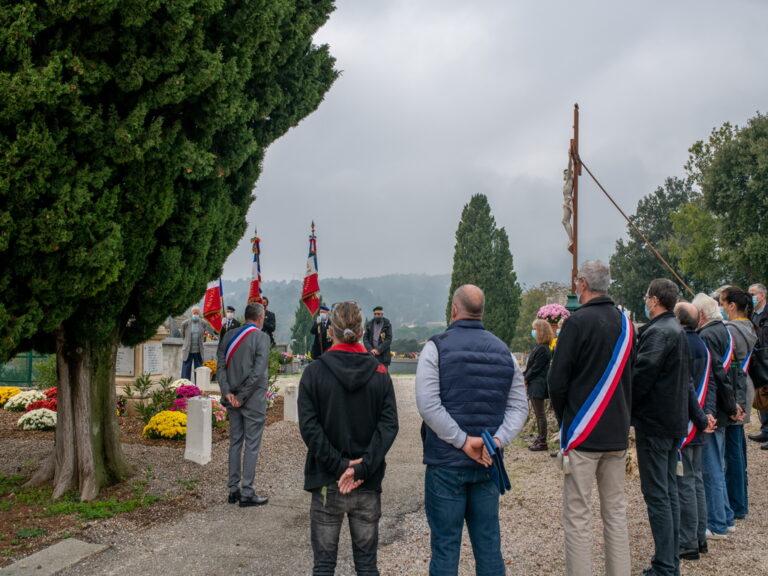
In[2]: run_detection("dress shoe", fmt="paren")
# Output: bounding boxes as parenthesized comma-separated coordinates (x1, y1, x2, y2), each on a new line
(528, 441, 548, 452)
(761, 441, 768, 450)
(227, 490, 240, 504)
(239, 495, 269, 507)
(698, 541, 708, 554)
(748, 432, 768, 442)
(679, 549, 700, 561)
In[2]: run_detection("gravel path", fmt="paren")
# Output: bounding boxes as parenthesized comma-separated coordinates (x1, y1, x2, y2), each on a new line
(2, 376, 767, 574)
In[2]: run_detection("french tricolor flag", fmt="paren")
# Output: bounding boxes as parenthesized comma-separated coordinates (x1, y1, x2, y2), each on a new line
(301, 226, 320, 316)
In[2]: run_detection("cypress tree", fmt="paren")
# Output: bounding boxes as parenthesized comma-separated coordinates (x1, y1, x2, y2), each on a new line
(0, 1, 337, 499)
(446, 194, 521, 345)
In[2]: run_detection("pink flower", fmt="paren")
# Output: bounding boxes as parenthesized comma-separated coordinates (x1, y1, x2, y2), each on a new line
(175, 385, 202, 399)
(536, 304, 570, 324)
(169, 398, 188, 412)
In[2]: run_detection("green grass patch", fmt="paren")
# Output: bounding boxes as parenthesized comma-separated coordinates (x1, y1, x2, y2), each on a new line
(15, 527, 46, 539)
(0, 473, 162, 523)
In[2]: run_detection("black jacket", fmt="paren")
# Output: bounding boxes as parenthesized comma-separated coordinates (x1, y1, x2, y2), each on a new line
(298, 343, 399, 492)
(364, 317, 393, 366)
(262, 310, 276, 346)
(524, 343, 551, 399)
(219, 317, 242, 342)
(548, 296, 634, 452)
(697, 320, 738, 428)
(682, 328, 712, 446)
(310, 319, 333, 359)
(632, 311, 689, 438)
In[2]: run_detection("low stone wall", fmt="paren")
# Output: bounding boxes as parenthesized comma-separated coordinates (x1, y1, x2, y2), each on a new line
(388, 358, 418, 375)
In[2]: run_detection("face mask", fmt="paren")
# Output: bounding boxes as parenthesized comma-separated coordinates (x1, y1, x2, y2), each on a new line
(752, 295, 759, 308)
(319, 313, 327, 321)
(531, 330, 537, 340)
(720, 306, 728, 320)
(192, 314, 200, 321)
(556, 329, 561, 336)
(644, 303, 650, 320)
(226, 312, 234, 319)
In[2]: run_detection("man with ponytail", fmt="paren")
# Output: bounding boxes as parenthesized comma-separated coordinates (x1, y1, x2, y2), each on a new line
(298, 301, 399, 575)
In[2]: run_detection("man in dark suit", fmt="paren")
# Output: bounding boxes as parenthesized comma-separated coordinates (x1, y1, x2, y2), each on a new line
(310, 304, 332, 359)
(262, 296, 276, 347)
(220, 305, 241, 341)
(364, 306, 393, 366)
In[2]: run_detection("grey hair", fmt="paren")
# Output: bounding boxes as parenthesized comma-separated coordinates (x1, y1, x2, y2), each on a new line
(579, 260, 610, 293)
(749, 283, 767, 295)
(244, 302, 265, 321)
(692, 292, 722, 321)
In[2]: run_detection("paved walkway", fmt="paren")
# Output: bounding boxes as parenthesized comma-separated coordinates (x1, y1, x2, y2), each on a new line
(55, 376, 424, 576)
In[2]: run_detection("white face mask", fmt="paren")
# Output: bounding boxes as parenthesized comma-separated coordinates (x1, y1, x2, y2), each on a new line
(226, 312, 234, 319)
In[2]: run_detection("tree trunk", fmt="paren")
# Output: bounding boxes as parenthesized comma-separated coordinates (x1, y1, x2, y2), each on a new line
(26, 326, 132, 500)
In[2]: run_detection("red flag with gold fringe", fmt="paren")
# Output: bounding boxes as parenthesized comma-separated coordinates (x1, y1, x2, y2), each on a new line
(203, 278, 224, 332)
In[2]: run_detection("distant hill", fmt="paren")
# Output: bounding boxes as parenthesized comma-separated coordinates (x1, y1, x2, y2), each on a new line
(219, 274, 451, 345)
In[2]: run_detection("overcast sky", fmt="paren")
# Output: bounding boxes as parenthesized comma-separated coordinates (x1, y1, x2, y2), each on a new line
(221, 0, 768, 288)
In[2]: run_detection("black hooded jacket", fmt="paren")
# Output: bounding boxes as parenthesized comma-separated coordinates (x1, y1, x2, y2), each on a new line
(298, 343, 399, 492)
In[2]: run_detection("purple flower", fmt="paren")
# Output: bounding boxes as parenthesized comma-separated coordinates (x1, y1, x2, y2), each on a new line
(175, 385, 202, 399)
(170, 398, 188, 412)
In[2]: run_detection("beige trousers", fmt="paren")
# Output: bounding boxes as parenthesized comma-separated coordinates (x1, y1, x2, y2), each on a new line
(562, 449, 630, 576)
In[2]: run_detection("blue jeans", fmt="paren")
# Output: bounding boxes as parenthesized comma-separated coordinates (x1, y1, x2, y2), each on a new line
(635, 430, 679, 576)
(701, 428, 730, 534)
(724, 424, 748, 519)
(425, 465, 505, 576)
(310, 486, 381, 575)
(181, 352, 203, 380)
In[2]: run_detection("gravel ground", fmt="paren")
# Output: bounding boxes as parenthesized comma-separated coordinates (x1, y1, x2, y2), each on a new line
(2, 377, 768, 574)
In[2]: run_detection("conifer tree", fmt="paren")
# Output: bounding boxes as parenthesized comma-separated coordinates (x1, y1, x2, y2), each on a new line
(0, 1, 337, 499)
(446, 194, 521, 345)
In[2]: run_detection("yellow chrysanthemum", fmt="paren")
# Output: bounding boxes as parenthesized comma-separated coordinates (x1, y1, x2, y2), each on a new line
(0, 387, 22, 406)
(142, 410, 187, 440)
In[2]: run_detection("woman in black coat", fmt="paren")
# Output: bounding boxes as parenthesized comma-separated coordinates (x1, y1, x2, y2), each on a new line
(524, 319, 554, 451)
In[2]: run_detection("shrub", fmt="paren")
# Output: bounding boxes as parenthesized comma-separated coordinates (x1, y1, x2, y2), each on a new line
(33, 355, 58, 390)
(4, 390, 46, 412)
(0, 387, 21, 407)
(142, 410, 187, 440)
(26, 398, 57, 412)
(17, 408, 57, 431)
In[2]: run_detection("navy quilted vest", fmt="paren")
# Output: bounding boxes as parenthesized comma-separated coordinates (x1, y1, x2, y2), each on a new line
(423, 319, 516, 467)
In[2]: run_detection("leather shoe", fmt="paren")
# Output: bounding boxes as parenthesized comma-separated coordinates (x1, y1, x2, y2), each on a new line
(227, 490, 240, 504)
(699, 541, 708, 554)
(679, 549, 700, 561)
(239, 495, 269, 507)
(762, 442, 768, 451)
(748, 432, 768, 442)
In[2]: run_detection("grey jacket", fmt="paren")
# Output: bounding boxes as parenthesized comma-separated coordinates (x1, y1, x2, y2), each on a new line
(216, 324, 270, 406)
(180, 317, 213, 360)
(725, 319, 757, 424)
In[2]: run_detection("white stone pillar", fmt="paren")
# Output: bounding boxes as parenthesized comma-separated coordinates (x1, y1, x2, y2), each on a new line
(195, 365, 212, 392)
(283, 384, 299, 423)
(184, 396, 212, 465)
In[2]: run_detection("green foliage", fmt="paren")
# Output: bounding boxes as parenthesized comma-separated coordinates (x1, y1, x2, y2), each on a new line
(509, 282, 569, 353)
(699, 113, 768, 286)
(33, 355, 57, 390)
(0, 473, 159, 522)
(290, 298, 322, 356)
(14, 527, 46, 540)
(609, 177, 695, 315)
(0, 1, 338, 360)
(123, 374, 175, 423)
(447, 194, 521, 344)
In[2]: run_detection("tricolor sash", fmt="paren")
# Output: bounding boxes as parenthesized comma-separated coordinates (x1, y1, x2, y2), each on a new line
(722, 330, 734, 372)
(225, 324, 261, 368)
(740, 348, 753, 374)
(679, 348, 711, 453)
(561, 312, 633, 455)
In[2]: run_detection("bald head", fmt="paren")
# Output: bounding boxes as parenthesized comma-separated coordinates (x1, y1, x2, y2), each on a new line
(674, 301, 699, 330)
(452, 284, 485, 321)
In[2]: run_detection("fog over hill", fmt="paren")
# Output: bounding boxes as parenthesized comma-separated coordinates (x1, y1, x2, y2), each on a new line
(218, 274, 451, 345)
